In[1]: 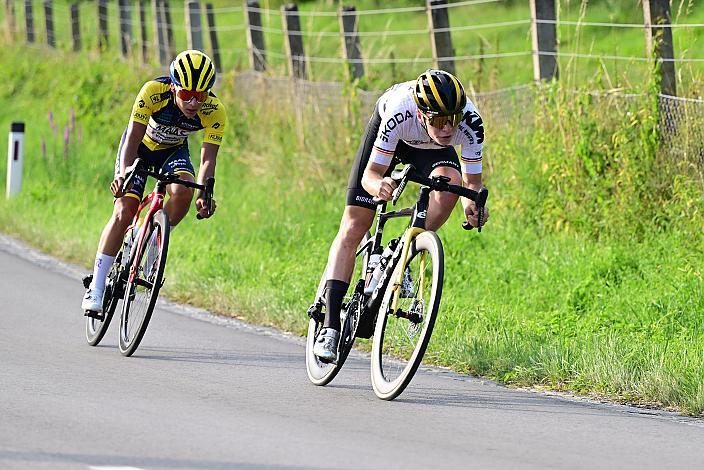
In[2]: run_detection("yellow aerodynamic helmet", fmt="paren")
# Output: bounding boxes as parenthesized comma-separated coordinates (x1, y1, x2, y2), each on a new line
(413, 69, 466, 116)
(169, 50, 216, 92)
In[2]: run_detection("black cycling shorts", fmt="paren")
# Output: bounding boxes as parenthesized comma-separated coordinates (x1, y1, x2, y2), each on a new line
(115, 130, 196, 201)
(346, 107, 461, 210)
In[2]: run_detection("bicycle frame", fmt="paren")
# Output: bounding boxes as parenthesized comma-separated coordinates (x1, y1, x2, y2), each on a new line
(365, 184, 435, 314)
(126, 182, 167, 284)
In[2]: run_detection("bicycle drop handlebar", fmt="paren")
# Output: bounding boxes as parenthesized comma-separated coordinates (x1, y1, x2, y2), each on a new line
(119, 158, 216, 219)
(372, 164, 489, 232)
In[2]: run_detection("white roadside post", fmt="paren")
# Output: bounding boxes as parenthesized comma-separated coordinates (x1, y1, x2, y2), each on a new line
(6, 122, 24, 198)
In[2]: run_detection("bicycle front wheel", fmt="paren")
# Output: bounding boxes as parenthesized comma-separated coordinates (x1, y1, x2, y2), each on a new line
(371, 231, 444, 400)
(118, 210, 170, 357)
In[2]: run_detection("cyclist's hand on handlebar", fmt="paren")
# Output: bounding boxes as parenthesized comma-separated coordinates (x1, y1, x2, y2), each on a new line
(463, 198, 490, 228)
(376, 177, 398, 201)
(195, 197, 216, 219)
(111, 176, 126, 198)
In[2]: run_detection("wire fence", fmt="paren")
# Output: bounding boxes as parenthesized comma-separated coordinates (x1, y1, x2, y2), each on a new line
(231, 70, 704, 167)
(2, 0, 703, 93)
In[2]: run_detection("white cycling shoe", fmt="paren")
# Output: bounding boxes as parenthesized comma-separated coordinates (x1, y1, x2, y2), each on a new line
(81, 286, 105, 313)
(313, 328, 340, 362)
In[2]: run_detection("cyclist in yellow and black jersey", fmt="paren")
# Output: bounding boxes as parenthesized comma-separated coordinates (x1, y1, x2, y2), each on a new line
(82, 50, 227, 314)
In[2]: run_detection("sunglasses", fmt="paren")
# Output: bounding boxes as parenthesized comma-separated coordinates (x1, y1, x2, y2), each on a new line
(423, 111, 463, 129)
(175, 88, 209, 103)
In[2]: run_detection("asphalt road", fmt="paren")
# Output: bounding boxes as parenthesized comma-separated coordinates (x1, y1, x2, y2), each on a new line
(2, 234, 704, 470)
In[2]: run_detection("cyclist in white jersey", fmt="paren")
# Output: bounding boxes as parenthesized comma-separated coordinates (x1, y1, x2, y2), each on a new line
(313, 69, 491, 361)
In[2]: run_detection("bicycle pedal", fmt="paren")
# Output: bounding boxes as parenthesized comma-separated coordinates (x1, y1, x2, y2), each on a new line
(84, 310, 105, 321)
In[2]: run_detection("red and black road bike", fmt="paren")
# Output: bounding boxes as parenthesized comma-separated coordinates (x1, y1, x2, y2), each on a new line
(83, 158, 214, 356)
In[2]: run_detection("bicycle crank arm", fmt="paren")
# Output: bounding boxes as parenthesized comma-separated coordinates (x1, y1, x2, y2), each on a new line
(393, 309, 423, 324)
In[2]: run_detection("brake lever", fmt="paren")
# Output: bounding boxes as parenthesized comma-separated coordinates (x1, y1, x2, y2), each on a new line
(117, 158, 144, 198)
(196, 177, 216, 220)
(462, 187, 489, 232)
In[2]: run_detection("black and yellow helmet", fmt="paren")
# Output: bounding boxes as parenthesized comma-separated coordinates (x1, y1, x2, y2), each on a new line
(169, 50, 216, 92)
(413, 69, 466, 115)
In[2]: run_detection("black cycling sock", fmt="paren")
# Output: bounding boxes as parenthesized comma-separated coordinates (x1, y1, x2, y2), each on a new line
(323, 279, 349, 331)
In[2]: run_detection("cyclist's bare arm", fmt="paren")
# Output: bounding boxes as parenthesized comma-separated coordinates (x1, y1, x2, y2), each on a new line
(362, 161, 397, 201)
(195, 142, 219, 218)
(461, 171, 489, 227)
(112, 122, 147, 197)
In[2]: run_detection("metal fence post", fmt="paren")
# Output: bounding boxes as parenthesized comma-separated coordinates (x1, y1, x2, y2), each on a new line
(643, 0, 676, 97)
(118, 0, 133, 57)
(44, 0, 55, 48)
(4, 0, 15, 41)
(24, 0, 34, 43)
(153, 0, 167, 64)
(7, 122, 25, 199)
(205, 3, 221, 72)
(282, 4, 307, 79)
(139, 0, 148, 62)
(530, 0, 558, 82)
(427, 0, 455, 74)
(70, 3, 80, 51)
(186, 0, 203, 51)
(98, 0, 109, 51)
(163, 0, 175, 58)
(245, 1, 266, 72)
(339, 6, 364, 81)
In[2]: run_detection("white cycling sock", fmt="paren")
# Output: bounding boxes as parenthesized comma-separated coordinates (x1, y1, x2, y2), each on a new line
(91, 252, 116, 292)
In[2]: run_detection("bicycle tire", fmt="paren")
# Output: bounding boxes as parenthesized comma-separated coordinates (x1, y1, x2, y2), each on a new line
(370, 231, 444, 400)
(306, 234, 370, 386)
(85, 245, 126, 346)
(118, 210, 170, 356)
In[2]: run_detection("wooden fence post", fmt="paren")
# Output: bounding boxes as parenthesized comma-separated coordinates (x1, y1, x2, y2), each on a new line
(427, 0, 455, 74)
(282, 4, 306, 79)
(118, 0, 132, 57)
(44, 0, 54, 48)
(139, 0, 148, 62)
(339, 6, 364, 81)
(643, 0, 676, 96)
(152, 0, 167, 64)
(70, 3, 80, 51)
(186, 0, 203, 51)
(205, 3, 221, 72)
(163, 0, 175, 58)
(98, 0, 109, 51)
(530, 0, 558, 82)
(4, 0, 15, 41)
(245, 1, 266, 71)
(24, 0, 34, 43)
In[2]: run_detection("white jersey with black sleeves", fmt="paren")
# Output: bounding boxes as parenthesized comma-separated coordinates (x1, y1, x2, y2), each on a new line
(371, 80, 484, 174)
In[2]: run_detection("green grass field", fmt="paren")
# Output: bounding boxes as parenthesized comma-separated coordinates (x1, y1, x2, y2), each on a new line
(2, 2, 704, 415)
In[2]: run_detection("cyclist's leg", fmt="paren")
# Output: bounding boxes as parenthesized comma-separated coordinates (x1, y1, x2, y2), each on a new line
(323, 104, 386, 332)
(83, 136, 145, 311)
(397, 143, 461, 231)
(325, 205, 375, 324)
(161, 145, 196, 226)
(426, 165, 461, 231)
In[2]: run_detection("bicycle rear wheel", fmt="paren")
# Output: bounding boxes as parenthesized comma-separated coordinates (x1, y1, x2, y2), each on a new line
(85, 246, 126, 346)
(371, 231, 444, 400)
(306, 234, 370, 386)
(118, 210, 170, 357)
